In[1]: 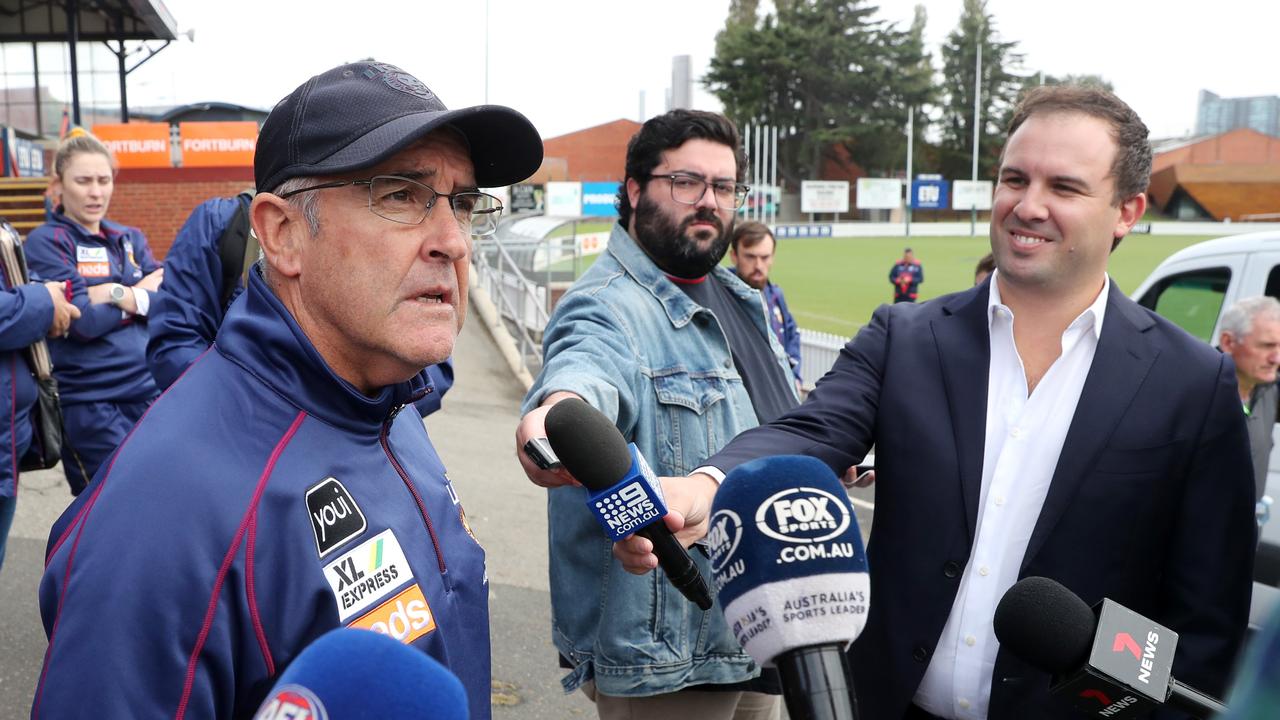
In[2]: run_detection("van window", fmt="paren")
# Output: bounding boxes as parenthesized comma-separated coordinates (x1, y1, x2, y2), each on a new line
(1136, 267, 1231, 342)
(1265, 265, 1280, 300)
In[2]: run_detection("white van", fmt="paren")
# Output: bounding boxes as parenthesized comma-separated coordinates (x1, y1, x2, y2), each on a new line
(1131, 230, 1280, 586)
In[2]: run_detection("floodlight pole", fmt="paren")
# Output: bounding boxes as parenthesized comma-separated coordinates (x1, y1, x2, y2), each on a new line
(970, 19, 983, 237)
(484, 0, 490, 104)
(905, 106, 913, 237)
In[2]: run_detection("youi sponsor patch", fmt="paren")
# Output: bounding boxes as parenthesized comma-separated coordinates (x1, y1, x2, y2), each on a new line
(306, 477, 367, 557)
(323, 529, 415, 621)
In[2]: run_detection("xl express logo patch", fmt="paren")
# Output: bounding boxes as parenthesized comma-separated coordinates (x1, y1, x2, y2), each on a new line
(323, 529, 414, 621)
(755, 487, 850, 543)
(306, 477, 367, 557)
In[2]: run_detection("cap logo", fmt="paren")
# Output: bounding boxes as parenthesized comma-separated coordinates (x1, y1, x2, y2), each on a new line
(364, 62, 435, 101)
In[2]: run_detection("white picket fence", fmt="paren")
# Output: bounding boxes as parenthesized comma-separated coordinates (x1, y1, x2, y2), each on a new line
(798, 328, 849, 389)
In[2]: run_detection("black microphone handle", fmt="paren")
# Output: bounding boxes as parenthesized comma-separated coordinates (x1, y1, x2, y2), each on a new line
(1166, 679, 1227, 719)
(635, 524, 713, 610)
(775, 644, 858, 720)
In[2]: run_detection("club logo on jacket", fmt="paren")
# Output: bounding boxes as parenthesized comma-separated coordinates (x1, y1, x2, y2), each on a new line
(322, 529, 415, 621)
(306, 477, 367, 557)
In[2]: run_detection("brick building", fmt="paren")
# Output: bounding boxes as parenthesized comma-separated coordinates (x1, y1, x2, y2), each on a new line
(536, 119, 640, 183)
(1149, 128, 1280, 221)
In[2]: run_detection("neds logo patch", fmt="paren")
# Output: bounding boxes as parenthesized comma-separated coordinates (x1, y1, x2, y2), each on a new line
(755, 487, 850, 543)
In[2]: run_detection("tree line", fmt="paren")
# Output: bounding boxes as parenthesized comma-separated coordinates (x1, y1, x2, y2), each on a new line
(704, 0, 1112, 189)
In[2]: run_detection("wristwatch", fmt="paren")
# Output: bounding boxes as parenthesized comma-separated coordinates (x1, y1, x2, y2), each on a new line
(109, 283, 128, 306)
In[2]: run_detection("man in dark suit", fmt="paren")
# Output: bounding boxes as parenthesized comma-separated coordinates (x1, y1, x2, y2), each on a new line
(615, 85, 1256, 719)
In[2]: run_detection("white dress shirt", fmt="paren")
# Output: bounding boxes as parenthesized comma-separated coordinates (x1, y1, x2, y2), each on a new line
(913, 272, 1109, 719)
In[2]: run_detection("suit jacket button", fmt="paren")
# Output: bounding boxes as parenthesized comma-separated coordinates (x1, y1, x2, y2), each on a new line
(943, 561, 961, 579)
(913, 646, 929, 662)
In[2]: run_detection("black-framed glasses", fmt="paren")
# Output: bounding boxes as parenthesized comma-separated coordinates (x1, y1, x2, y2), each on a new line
(645, 173, 750, 209)
(278, 175, 504, 236)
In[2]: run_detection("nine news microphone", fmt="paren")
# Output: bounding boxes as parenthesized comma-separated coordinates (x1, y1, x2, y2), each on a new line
(993, 576, 1228, 719)
(543, 397, 713, 610)
(252, 627, 467, 720)
(710, 455, 870, 720)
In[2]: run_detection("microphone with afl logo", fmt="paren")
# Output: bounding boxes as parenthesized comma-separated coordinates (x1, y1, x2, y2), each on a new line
(709, 455, 869, 720)
(993, 576, 1228, 719)
(543, 397, 713, 610)
(252, 627, 467, 720)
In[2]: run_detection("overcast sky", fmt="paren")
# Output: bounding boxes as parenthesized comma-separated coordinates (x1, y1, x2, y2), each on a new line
(123, 0, 1276, 142)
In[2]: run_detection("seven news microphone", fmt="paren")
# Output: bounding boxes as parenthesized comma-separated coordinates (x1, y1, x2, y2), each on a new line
(711, 455, 870, 720)
(994, 576, 1228, 719)
(543, 397, 713, 610)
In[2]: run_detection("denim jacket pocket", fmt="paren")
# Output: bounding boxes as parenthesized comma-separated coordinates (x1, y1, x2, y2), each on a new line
(652, 371, 728, 476)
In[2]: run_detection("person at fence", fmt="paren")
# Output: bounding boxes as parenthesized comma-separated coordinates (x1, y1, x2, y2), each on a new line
(23, 133, 164, 495)
(890, 246, 924, 302)
(615, 85, 1256, 720)
(974, 252, 996, 286)
(1219, 295, 1280, 532)
(731, 221, 802, 394)
(0, 227, 79, 574)
(33, 60, 542, 718)
(514, 109, 796, 720)
(145, 194, 454, 414)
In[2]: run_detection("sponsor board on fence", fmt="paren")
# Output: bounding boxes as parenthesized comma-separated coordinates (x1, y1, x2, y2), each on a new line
(951, 180, 993, 210)
(92, 122, 171, 168)
(545, 182, 582, 217)
(582, 181, 620, 217)
(801, 181, 850, 213)
(776, 224, 833, 239)
(179, 121, 257, 167)
(855, 178, 902, 210)
(910, 178, 950, 210)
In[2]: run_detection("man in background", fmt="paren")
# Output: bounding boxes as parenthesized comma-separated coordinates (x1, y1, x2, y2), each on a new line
(890, 246, 924, 302)
(731, 221, 802, 393)
(1220, 295, 1280, 531)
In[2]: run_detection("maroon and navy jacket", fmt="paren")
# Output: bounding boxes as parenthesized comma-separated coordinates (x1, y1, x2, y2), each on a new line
(24, 212, 160, 404)
(35, 267, 491, 719)
(0, 273, 54, 498)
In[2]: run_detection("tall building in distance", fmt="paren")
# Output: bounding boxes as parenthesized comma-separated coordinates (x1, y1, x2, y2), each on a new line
(668, 55, 692, 111)
(1196, 90, 1280, 137)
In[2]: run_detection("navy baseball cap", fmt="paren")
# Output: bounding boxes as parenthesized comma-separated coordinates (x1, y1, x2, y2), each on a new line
(255, 61, 543, 192)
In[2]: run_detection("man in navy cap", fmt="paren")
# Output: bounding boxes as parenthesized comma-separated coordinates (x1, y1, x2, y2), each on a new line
(35, 61, 541, 719)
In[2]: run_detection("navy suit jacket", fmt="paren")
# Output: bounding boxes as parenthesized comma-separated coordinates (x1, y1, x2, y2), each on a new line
(707, 278, 1256, 719)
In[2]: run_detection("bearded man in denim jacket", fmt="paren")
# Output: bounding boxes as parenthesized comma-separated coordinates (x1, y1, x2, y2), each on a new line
(516, 110, 799, 720)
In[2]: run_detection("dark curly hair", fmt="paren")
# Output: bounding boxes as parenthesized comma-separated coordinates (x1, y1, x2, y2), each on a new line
(616, 109, 747, 227)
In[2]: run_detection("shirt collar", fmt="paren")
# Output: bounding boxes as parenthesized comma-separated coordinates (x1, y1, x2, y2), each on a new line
(987, 269, 1109, 341)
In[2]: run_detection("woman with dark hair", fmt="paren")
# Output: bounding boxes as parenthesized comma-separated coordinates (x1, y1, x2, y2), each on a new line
(24, 132, 163, 494)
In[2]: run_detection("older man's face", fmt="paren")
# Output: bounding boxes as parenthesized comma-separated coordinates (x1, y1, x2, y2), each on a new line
(1227, 315, 1280, 388)
(294, 131, 473, 393)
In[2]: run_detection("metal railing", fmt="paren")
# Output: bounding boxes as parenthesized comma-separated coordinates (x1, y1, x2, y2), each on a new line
(471, 215, 596, 378)
(473, 214, 854, 387)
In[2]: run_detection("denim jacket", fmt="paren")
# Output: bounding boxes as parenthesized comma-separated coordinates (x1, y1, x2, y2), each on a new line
(523, 223, 796, 696)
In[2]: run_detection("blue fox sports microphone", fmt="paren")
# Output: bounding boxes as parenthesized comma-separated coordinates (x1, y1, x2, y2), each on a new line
(544, 397, 713, 610)
(993, 576, 1228, 719)
(252, 627, 467, 720)
(710, 455, 870, 720)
